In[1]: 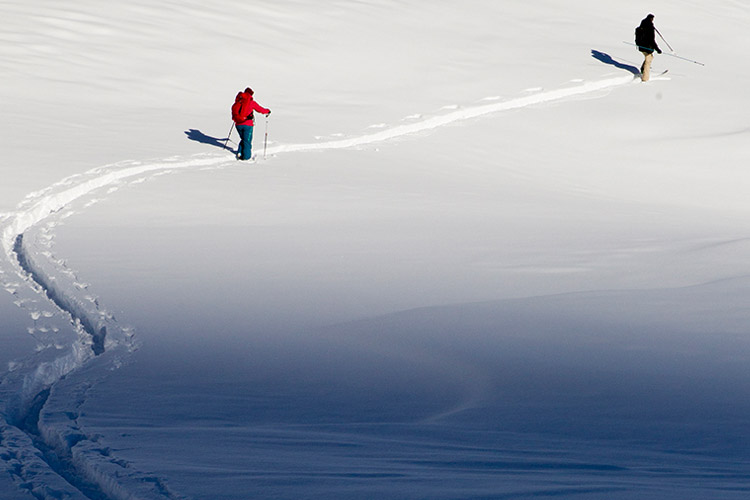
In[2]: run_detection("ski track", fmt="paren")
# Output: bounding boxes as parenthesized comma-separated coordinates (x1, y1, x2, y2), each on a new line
(0, 75, 638, 500)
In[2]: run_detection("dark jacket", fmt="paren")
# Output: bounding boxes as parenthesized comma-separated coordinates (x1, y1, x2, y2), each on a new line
(635, 15, 661, 54)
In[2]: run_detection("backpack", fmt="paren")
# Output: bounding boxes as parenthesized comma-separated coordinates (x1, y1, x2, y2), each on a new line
(231, 92, 254, 124)
(634, 25, 646, 48)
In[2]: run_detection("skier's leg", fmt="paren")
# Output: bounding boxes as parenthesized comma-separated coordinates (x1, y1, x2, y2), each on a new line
(245, 126, 254, 160)
(236, 125, 245, 158)
(641, 52, 653, 82)
(237, 125, 254, 160)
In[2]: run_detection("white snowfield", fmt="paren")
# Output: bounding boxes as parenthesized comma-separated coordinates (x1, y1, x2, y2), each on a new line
(2, 1, 750, 499)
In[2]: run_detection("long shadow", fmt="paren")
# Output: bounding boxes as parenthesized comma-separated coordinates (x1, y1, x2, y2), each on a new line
(185, 129, 235, 153)
(591, 50, 639, 75)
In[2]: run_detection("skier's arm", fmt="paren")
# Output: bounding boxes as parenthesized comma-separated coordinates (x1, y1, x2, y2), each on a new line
(252, 101, 271, 115)
(651, 29, 662, 54)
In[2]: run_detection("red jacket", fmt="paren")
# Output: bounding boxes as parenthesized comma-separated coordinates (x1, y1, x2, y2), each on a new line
(232, 92, 270, 126)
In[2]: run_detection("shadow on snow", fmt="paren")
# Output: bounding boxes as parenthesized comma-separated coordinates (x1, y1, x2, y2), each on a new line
(184, 129, 236, 153)
(591, 50, 639, 75)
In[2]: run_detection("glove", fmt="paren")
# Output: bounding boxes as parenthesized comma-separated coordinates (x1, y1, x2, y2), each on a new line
(656, 48, 662, 54)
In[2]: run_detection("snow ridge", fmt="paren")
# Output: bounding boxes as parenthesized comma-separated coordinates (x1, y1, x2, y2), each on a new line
(0, 75, 639, 499)
(14, 235, 107, 356)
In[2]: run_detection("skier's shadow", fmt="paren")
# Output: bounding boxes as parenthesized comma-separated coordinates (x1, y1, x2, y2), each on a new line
(591, 50, 639, 75)
(184, 129, 235, 153)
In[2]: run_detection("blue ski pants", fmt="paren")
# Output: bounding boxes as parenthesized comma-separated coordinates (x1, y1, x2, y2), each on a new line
(236, 124, 254, 160)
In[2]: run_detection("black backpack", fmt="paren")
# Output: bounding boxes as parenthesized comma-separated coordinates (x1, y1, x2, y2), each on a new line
(634, 26, 646, 48)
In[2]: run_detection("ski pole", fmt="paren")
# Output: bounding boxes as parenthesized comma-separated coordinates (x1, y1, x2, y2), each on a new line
(654, 27, 675, 53)
(622, 41, 705, 66)
(263, 114, 269, 160)
(222, 122, 234, 150)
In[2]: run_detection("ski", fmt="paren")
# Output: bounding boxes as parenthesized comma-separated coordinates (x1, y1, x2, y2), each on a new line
(634, 69, 668, 82)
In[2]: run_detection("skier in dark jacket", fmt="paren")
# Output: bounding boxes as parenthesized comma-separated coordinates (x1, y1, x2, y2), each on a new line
(636, 14, 662, 82)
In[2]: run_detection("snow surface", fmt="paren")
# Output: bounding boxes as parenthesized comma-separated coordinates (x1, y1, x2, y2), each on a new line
(2, 0, 750, 498)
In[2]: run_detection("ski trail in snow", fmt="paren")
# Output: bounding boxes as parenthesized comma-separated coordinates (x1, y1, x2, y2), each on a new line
(0, 74, 637, 500)
(273, 74, 636, 154)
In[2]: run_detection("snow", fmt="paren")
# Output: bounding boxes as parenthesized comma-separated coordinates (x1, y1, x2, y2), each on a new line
(2, 0, 750, 498)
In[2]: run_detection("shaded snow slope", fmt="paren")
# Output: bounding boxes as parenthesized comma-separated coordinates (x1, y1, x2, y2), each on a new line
(0, 71, 664, 500)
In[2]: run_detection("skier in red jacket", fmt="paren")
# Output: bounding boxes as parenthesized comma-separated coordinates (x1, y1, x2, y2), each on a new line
(231, 88, 271, 160)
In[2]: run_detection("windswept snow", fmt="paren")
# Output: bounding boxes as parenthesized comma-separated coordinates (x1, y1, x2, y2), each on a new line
(2, 0, 750, 499)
